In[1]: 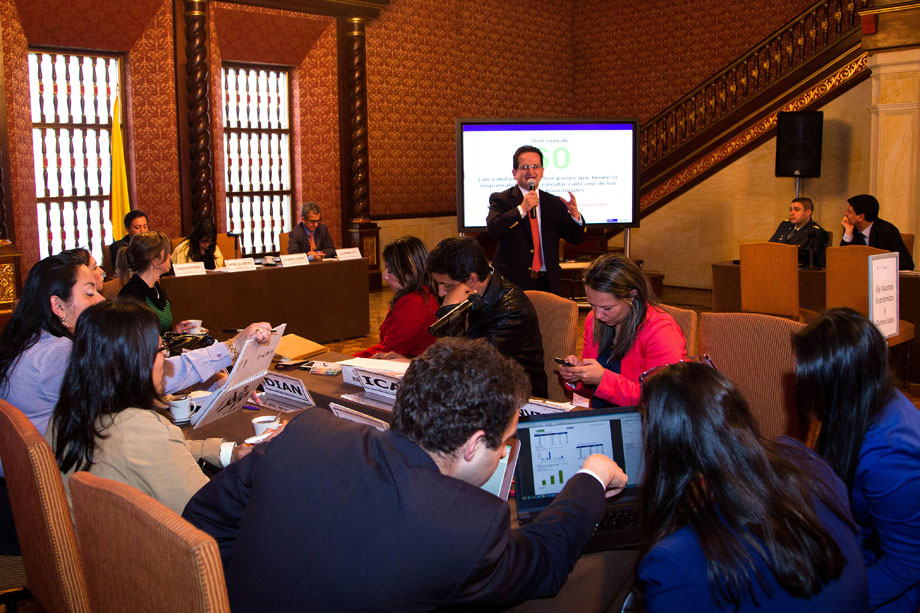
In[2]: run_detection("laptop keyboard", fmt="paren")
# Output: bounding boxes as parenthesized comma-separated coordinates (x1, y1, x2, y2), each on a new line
(597, 505, 641, 531)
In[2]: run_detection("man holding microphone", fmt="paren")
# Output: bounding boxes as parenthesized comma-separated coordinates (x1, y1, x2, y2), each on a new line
(487, 145, 586, 295)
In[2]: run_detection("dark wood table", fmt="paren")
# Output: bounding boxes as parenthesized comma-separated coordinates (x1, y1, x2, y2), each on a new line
(184, 352, 636, 611)
(161, 259, 370, 344)
(712, 261, 920, 383)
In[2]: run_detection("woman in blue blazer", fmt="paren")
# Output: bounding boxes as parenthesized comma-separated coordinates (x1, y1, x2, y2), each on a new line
(795, 308, 920, 612)
(637, 361, 868, 612)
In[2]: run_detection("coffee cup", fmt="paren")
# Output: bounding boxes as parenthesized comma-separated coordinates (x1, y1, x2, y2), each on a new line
(252, 415, 281, 436)
(186, 319, 203, 335)
(166, 394, 192, 424)
(263, 255, 275, 266)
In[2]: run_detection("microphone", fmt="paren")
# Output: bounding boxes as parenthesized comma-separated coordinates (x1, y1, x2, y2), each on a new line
(226, 232, 242, 238)
(528, 179, 537, 219)
(429, 294, 482, 335)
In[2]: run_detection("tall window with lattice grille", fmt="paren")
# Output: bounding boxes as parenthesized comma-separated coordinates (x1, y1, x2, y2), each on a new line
(29, 51, 122, 262)
(222, 64, 293, 255)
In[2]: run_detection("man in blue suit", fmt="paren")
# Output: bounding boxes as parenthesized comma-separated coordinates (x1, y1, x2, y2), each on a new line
(840, 194, 914, 270)
(287, 201, 336, 260)
(183, 338, 626, 610)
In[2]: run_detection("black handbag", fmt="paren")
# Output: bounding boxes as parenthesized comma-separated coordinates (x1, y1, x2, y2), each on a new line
(163, 330, 215, 356)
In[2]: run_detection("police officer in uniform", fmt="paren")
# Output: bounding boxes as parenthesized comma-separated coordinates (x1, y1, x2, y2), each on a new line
(768, 197, 829, 267)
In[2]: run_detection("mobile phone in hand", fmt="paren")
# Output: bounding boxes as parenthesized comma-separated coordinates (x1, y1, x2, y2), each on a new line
(554, 357, 573, 367)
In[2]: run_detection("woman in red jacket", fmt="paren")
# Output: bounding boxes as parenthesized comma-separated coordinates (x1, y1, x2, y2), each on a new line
(354, 236, 439, 359)
(559, 253, 685, 407)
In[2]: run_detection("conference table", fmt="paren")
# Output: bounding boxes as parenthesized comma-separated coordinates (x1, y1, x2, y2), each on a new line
(711, 261, 920, 383)
(160, 258, 370, 344)
(183, 351, 637, 612)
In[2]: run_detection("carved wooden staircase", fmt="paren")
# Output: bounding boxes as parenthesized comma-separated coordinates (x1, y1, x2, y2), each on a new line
(638, 0, 871, 217)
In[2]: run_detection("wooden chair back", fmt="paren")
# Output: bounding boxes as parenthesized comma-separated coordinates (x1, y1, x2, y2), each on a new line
(699, 312, 805, 440)
(0, 401, 89, 612)
(524, 290, 579, 402)
(658, 303, 699, 355)
(70, 472, 229, 613)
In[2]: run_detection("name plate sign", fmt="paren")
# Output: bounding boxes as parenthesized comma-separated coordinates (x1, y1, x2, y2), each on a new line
(869, 252, 899, 338)
(280, 253, 309, 267)
(173, 262, 206, 277)
(262, 372, 314, 411)
(225, 258, 257, 272)
(336, 247, 362, 261)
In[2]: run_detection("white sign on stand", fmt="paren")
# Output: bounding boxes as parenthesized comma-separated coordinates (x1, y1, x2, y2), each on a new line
(869, 252, 899, 338)
(173, 262, 207, 277)
(225, 258, 257, 272)
(279, 253, 309, 267)
(336, 247, 362, 261)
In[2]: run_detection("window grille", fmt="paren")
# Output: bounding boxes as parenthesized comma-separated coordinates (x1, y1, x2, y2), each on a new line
(222, 65, 292, 255)
(29, 51, 121, 262)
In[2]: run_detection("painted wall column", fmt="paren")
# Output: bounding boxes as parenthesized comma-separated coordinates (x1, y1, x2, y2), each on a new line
(339, 16, 380, 287)
(184, 0, 215, 223)
(861, 1, 920, 264)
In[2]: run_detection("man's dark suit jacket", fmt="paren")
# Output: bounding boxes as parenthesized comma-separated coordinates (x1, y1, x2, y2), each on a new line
(487, 186, 587, 294)
(841, 217, 914, 270)
(287, 221, 336, 258)
(182, 408, 605, 611)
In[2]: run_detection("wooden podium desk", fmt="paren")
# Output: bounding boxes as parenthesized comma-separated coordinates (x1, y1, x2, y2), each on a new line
(161, 259, 369, 344)
(712, 261, 920, 384)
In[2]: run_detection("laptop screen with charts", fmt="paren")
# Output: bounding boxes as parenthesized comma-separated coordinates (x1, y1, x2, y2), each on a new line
(514, 407, 645, 551)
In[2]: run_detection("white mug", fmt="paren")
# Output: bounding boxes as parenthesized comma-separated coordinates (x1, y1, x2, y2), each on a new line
(186, 319, 203, 335)
(167, 394, 192, 423)
(252, 415, 281, 436)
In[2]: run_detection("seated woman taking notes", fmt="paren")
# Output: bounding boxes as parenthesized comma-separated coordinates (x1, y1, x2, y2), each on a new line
(559, 254, 685, 407)
(47, 301, 253, 515)
(354, 236, 438, 359)
(171, 218, 225, 270)
(637, 361, 868, 612)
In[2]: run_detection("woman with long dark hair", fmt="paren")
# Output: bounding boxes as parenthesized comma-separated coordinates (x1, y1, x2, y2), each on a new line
(558, 253, 685, 406)
(48, 300, 240, 514)
(117, 230, 186, 332)
(794, 308, 920, 612)
(0, 255, 102, 552)
(354, 236, 438, 358)
(637, 361, 868, 611)
(59, 247, 104, 291)
(171, 218, 224, 270)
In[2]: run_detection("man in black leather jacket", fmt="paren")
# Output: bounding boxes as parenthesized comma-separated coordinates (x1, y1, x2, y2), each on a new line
(427, 237, 547, 398)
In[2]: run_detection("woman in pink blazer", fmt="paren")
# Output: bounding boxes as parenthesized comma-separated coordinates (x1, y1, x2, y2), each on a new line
(559, 254, 686, 407)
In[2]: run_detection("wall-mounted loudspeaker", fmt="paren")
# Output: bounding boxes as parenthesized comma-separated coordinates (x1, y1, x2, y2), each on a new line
(775, 111, 823, 177)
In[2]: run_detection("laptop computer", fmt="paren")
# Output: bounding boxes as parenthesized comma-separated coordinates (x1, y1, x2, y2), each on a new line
(514, 407, 645, 552)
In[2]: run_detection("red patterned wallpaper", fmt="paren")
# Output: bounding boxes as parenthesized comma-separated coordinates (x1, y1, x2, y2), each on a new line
(296, 22, 341, 245)
(572, 0, 818, 120)
(13, 0, 163, 54)
(366, 0, 575, 219)
(128, 0, 181, 239)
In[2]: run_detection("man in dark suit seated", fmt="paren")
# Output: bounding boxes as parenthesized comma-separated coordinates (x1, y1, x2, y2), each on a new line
(427, 236, 548, 398)
(768, 197, 829, 267)
(840, 193, 914, 270)
(487, 145, 586, 295)
(287, 201, 336, 260)
(183, 338, 626, 611)
(107, 209, 148, 264)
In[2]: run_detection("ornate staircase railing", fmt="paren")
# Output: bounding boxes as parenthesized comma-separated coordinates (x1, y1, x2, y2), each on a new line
(639, 0, 871, 214)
